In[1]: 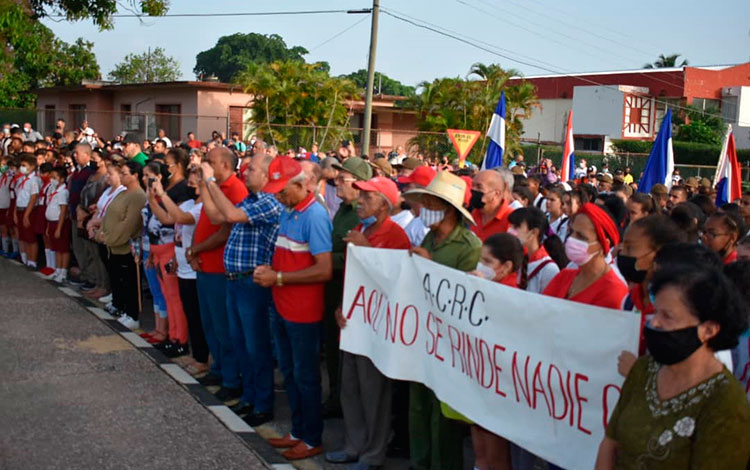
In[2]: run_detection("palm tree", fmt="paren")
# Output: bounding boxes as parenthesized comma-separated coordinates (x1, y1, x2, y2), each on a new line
(643, 54, 688, 69)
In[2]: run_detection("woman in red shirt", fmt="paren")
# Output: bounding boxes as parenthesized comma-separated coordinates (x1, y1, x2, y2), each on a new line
(700, 210, 745, 265)
(543, 203, 627, 309)
(616, 214, 685, 372)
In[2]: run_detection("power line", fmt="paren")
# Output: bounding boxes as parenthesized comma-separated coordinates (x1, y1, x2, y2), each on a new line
(310, 16, 369, 51)
(380, 8, 747, 125)
(46, 9, 357, 18)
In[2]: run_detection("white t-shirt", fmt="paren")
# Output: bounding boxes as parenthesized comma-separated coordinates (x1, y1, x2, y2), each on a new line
(404, 215, 429, 247)
(391, 210, 414, 230)
(15, 174, 40, 208)
(45, 186, 69, 221)
(96, 186, 125, 218)
(174, 199, 202, 279)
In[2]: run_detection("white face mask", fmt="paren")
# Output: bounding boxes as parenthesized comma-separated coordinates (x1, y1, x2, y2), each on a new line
(419, 207, 446, 227)
(49, 179, 59, 189)
(18, 166, 29, 175)
(475, 262, 497, 280)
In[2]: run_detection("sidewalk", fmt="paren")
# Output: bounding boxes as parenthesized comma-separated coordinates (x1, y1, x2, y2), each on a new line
(0, 259, 267, 470)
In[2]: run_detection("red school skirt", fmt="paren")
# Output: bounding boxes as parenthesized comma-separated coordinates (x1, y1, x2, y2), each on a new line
(0, 207, 8, 225)
(46, 219, 71, 253)
(6, 200, 16, 227)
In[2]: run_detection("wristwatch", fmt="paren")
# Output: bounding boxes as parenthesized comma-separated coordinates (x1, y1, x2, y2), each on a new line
(187, 248, 193, 257)
(276, 271, 283, 287)
(206, 176, 216, 184)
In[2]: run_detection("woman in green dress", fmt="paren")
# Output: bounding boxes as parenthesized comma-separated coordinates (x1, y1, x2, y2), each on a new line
(596, 265, 750, 469)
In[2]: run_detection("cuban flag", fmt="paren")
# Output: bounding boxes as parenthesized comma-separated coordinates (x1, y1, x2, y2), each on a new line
(714, 125, 742, 206)
(560, 110, 575, 182)
(638, 109, 674, 194)
(481, 92, 505, 170)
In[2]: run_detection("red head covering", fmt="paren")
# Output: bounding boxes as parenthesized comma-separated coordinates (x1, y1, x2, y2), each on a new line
(576, 203, 619, 254)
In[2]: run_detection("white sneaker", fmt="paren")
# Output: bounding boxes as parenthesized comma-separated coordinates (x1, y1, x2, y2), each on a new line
(104, 303, 117, 314)
(53, 272, 66, 283)
(118, 314, 140, 330)
(98, 293, 113, 303)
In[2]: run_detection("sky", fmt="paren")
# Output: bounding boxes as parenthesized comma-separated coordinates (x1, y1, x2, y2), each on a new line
(42, 0, 750, 87)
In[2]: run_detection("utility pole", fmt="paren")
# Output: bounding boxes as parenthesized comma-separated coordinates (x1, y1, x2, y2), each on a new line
(361, 0, 379, 157)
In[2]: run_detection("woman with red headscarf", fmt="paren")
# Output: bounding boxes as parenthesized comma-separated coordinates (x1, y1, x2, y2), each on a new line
(543, 203, 627, 309)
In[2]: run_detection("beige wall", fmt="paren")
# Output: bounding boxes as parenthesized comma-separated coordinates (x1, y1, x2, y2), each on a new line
(112, 88, 199, 141)
(196, 90, 254, 140)
(36, 90, 114, 137)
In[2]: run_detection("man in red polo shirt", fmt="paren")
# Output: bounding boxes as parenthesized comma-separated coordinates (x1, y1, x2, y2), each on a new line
(253, 156, 333, 460)
(470, 169, 512, 241)
(325, 176, 409, 468)
(187, 147, 248, 401)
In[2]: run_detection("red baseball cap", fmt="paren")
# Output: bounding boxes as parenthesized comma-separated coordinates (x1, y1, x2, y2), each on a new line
(262, 156, 302, 193)
(397, 165, 436, 187)
(353, 176, 400, 207)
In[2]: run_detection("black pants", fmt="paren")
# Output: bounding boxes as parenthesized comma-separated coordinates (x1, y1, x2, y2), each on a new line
(178, 277, 209, 363)
(106, 251, 139, 320)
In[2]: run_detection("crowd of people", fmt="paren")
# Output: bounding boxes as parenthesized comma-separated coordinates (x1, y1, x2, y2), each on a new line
(1, 120, 749, 470)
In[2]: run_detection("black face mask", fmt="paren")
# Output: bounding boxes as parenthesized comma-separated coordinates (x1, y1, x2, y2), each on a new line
(643, 323, 703, 365)
(326, 178, 335, 186)
(400, 200, 411, 211)
(186, 186, 197, 200)
(616, 254, 648, 284)
(469, 189, 485, 211)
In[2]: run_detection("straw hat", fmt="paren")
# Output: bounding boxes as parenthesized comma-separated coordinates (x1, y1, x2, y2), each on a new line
(404, 171, 476, 225)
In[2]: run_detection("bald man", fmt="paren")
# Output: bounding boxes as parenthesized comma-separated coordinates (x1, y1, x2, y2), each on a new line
(300, 160, 327, 213)
(470, 170, 513, 241)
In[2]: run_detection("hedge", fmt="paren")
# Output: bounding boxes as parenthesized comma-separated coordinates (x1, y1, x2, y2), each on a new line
(611, 139, 750, 165)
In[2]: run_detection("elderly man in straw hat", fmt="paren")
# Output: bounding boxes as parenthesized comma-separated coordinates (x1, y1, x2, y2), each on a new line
(403, 171, 481, 470)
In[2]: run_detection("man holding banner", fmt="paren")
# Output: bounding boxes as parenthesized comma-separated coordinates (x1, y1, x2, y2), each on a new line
(326, 176, 411, 469)
(403, 171, 481, 470)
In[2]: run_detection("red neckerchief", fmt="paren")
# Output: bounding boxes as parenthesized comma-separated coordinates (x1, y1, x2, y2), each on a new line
(724, 250, 738, 265)
(498, 272, 519, 288)
(528, 245, 549, 263)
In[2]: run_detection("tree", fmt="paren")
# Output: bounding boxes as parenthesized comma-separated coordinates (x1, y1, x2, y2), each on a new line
(407, 62, 539, 164)
(0, 1, 101, 108)
(194, 33, 314, 83)
(108, 47, 181, 83)
(675, 105, 725, 145)
(27, 0, 168, 30)
(643, 54, 688, 69)
(340, 69, 415, 97)
(236, 60, 359, 150)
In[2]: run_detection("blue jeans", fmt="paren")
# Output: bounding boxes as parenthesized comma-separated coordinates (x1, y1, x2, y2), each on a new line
(196, 272, 240, 388)
(270, 306, 323, 446)
(143, 252, 167, 318)
(226, 278, 274, 412)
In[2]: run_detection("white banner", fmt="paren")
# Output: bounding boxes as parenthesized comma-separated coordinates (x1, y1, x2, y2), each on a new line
(340, 246, 640, 470)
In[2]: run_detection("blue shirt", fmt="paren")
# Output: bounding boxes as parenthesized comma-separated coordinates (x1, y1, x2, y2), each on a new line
(223, 191, 283, 274)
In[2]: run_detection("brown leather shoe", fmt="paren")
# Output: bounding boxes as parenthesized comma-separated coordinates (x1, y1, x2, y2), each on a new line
(268, 433, 301, 448)
(282, 441, 322, 460)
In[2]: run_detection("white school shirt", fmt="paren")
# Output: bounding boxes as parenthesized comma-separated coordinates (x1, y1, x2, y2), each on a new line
(0, 171, 12, 209)
(549, 215, 569, 239)
(404, 215, 429, 247)
(525, 255, 559, 294)
(174, 199, 202, 280)
(15, 174, 40, 208)
(45, 186, 69, 221)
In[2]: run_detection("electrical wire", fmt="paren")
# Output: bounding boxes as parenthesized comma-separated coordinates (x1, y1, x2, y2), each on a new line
(309, 15, 369, 52)
(46, 9, 356, 18)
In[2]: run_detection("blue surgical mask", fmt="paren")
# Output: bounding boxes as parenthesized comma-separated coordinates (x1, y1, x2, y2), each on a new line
(360, 215, 377, 229)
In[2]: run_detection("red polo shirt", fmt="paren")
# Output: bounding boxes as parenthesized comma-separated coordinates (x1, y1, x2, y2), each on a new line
(193, 174, 248, 273)
(542, 267, 627, 310)
(471, 201, 513, 242)
(354, 216, 411, 250)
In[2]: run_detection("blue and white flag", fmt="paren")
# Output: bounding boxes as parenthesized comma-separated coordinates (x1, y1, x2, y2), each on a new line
(638, 109, 674, 194)
(481, 92, 505, 170)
